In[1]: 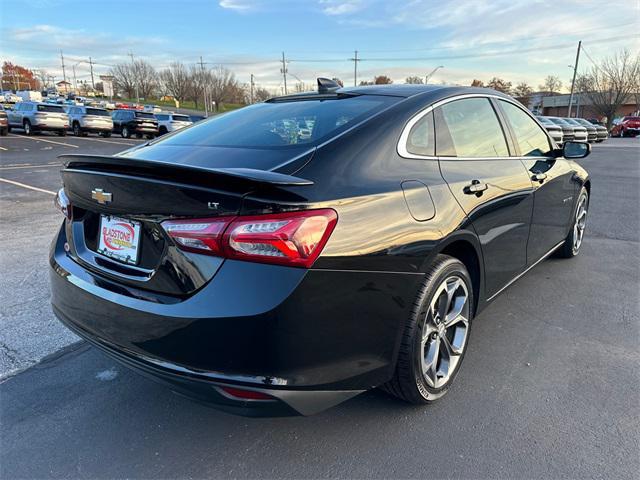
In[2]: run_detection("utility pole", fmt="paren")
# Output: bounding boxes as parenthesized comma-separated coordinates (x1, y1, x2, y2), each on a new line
(280, 52, 288, 95)
(250, 74, 255, 104)
(349, 50, 360, 86)
(128, 52, 140, 103)
(88, 57, 95, 89)
(198, 56, 209, 117)
(72, 65, 77, 91)
(60, 50, 67, 84)
(567, 40, 582, 118)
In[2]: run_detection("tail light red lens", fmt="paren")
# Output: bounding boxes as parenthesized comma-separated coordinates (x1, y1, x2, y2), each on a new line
(162, 218, 231, 256)
(224, 209, 337, 268)
(161, 209, 337, 268)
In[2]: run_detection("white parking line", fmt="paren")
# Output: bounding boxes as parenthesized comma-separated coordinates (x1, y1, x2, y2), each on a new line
(8, 134, 79, 148)
(0, 146, 7, 151)
(0, 164, 59, 171)
(69, 136, 138, 146)
(0, 177, 56, 195)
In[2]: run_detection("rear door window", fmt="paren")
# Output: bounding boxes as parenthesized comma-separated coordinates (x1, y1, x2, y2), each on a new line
(435, 98, 509, 157)
(499, 100, 552, 157)
(406, 110, 435, 156)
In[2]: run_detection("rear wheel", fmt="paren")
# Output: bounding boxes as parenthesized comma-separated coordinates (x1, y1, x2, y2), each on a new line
(158, 126, 167, 136)
(121, 126, 131, 138)
(73, 122, 81, 136)
(23, 120, 32, 135)
(0, 127, 7, 136)
(101, 132, 112, 138)
(136, 133, 143, 139)
(558, 187, 589, 258)
(146, 134, 155, 139)
(58, 130, 66, 136)
(382, 255, 473, 404)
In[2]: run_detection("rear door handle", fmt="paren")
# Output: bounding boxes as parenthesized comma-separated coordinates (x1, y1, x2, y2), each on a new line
(464, 180, 488, 195)
(531, 173, 548, 182)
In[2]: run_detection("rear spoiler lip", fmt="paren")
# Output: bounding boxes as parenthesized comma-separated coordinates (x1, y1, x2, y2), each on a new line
(58, 154, 314, 186)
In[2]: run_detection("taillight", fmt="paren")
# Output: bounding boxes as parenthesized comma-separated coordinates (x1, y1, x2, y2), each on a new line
(161, 209, 337, 268)
(224, 209, 337, 268)
(54, 188, 71, 219)
(162, 218, 231, 256)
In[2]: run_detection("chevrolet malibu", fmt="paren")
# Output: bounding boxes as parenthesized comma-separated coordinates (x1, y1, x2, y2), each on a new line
(50, 81, 591, 416)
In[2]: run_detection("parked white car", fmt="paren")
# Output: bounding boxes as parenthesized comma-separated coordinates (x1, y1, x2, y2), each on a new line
(17, 90, 43, 102)
(2, 91, 22, 103)
(155, 112, 193, 135)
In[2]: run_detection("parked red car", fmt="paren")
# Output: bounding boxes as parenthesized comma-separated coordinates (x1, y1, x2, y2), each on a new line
(610, 116, 640, 137)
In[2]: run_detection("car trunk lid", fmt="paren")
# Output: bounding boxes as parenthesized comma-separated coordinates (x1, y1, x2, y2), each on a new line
(58, 153, 313, 297)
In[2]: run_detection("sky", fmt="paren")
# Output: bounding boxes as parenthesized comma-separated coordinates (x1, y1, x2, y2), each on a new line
(1, 0, 638, 93)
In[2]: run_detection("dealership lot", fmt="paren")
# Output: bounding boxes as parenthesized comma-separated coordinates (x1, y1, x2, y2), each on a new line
(0, 134, 638, 478)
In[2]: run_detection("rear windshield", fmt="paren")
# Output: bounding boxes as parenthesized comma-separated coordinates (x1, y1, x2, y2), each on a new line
(37, 105, 64, 113)
(157, 95, 397, 148)
(86, 108, 109, 116)
(172, 115, 191, 122)
(624, 116, 640, 121)
(135, 111, 155, 119)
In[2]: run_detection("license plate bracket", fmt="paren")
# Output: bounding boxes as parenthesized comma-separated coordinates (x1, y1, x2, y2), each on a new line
(97, 215, 142, 265)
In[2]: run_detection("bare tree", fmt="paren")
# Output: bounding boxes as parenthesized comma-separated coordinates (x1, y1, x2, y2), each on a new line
(188, 64, 206, 108)
(110, 62, 136, 98)
(585, 49, 640, 128)
(133, 59, 157, 100)
(487, 77, 512, 94)
(208, 66, 243, 110)
(159, 62, 192, 104)
(539, 75, 562, 94)
(513, 81, 533, 105)
(405, 76, 424, 84)
(253, 87, 272, 102)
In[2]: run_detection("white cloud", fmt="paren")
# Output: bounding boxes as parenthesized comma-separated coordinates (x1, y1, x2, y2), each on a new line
(320, 0, 364, 16)
(219, 0, 258, 11)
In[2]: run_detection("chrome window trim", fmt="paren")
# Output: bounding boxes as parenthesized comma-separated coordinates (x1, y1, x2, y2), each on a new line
(397, 93, 555, 160)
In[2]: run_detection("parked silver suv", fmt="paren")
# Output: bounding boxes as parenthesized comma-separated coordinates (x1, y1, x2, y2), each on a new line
(7, 102, 68, 136)
(155, 112, 193, 135)
(67, 105, 114, 137)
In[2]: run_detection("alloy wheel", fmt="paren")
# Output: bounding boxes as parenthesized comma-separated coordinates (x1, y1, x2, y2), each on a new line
(573, 194, 588, 253)
(421, 275, 470, 389)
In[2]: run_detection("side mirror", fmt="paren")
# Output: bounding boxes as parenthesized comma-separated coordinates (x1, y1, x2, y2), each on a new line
(563, 141, 591, 159)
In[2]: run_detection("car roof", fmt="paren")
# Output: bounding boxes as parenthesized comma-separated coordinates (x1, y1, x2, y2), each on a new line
(271, 84, 514, 104)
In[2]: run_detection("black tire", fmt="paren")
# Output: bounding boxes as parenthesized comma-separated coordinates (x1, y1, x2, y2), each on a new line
(73, 122, 81, 136)
(558, 187, 589, 258)
(158, 127, 167, 136)
(6, 125, 11, 133)
(0, 127, 7, 136)
(23, 120, 32, 135)
(381, 254, 474, 404)
(136, 133, 143, 139)
(101, 132, 112, 138)
(57, 130, 66, 136)
(146, 134, 155, 139)
(121, 126, 131, 138)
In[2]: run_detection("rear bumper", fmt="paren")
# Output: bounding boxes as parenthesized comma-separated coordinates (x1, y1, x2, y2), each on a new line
(49, 223, 419, 415)
(33, 123, 68, 131)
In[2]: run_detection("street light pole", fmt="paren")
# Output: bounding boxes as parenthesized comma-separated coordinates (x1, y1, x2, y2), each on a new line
(425, 65, 444, 84)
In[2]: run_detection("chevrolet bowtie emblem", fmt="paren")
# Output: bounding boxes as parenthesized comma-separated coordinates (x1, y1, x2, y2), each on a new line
(91, 188, 112, 205)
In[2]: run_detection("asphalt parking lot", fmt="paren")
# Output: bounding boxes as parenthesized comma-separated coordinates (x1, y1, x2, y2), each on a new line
(0, 133, 638, 479)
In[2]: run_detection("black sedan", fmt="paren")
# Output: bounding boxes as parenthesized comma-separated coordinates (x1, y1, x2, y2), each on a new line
(50, 81, 591, 416)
